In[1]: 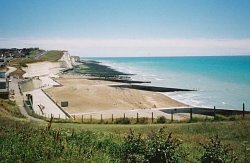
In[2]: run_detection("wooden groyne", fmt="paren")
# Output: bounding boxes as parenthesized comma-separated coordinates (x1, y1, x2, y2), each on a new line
(161, 107, 250, 116)
(110, 84, 194, 92)
(89, 78, 151, 84)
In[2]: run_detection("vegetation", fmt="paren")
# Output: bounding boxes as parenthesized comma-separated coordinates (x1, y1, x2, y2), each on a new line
(0, 119, 116, 162)
(0, 100, 249, 162)
(8, 50, 64, 78)
(1, 117, 249, 162)
(157, 116, 167, 123)
(0, 99, 25, 119)
(115, 117, 131, 124)
(201, 135, 237, 162)
(122, 128, 184, 162)
(51, 120, 250, 162)
(25, 49, 45, 58)
(40, 50, 64, 62)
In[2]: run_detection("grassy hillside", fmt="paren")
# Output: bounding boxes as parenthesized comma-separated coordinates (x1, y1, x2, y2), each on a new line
(0, 99, 249, 162)
(0, 99, 25, 120)
(51, 120, 250, 162)
(40, 50, 64, 62)
(25, 49, 45, 59)
(1, 110, 249, 162)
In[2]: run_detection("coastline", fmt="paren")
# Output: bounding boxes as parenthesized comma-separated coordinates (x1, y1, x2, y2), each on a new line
(19, 54, 250, 120)
(88, 56, 250, 110)
(18, 53, 190, 120)
(45, 75, 189, 120)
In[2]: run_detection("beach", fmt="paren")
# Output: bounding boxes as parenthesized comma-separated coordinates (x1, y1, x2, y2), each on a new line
(18, 53, 193, 120)
(89, 56, 250, 109)
(20, 54, 250, 120)
(45, 75, 187, 118)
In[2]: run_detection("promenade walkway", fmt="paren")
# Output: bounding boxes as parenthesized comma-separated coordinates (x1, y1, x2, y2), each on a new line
(21, 52, 72, 119)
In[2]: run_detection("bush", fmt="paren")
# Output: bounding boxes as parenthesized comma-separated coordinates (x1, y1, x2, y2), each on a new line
(122, 129, 146, 162)
(115, 117, 130, 124)
(201, 135, 237, 163)
(137, 117, 149, 124)
(121, 127, 184, 162)
(145, 128, 183, 162)
(157, 116, 167, 123)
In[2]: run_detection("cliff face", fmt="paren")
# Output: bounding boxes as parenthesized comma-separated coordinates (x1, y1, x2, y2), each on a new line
(59, 51, 73, 69)
(70, 56, 80, 66)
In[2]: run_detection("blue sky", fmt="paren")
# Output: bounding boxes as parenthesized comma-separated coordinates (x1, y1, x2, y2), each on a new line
(0, 0, 250, 56)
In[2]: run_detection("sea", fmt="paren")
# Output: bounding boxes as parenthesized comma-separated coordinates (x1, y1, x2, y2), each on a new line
(81, 56, 250, 111)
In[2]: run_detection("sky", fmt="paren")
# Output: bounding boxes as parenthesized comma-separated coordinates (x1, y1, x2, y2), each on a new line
(0, 0, 250, 57)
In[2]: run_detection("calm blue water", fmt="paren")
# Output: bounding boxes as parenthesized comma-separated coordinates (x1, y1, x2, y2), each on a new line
(82, 56, 250, 110)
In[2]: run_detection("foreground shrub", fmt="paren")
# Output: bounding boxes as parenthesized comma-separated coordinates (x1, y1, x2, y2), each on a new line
(121, 127, 184, 162)
(146, 128, 182, 162)
(157, 116, 167, 123)
(201, 135, 237, 163)
(122, 129, 146, 162)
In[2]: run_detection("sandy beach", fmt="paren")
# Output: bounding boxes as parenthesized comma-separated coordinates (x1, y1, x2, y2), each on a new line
(45, 75, 187, 118)
(20, 53, 190, 120)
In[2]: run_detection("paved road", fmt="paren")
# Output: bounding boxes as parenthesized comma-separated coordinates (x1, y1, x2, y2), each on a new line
(9, 76, 44, 122)
(26, 88, 67, 119)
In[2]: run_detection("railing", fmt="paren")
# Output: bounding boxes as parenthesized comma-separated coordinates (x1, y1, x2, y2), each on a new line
(28, 103, 249, 124)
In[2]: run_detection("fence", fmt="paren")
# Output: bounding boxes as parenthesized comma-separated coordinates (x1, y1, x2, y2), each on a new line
(27, 103, 249, 124)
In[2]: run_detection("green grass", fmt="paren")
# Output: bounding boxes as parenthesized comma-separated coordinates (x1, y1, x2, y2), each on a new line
(50, 120, 250, 162)
(40, 50, 64, 62)
(0, 99, 25, 120)
(1, 117, 249, 162)
(1, 100, 250, 162)
(25, 49, 45, 59)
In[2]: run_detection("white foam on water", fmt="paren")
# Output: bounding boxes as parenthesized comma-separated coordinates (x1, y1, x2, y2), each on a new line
(95, 59, 250, 110)
(154, 78, 164, 81)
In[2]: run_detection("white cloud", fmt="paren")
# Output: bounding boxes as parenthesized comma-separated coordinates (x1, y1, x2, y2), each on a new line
(0, 38, 250, 56)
